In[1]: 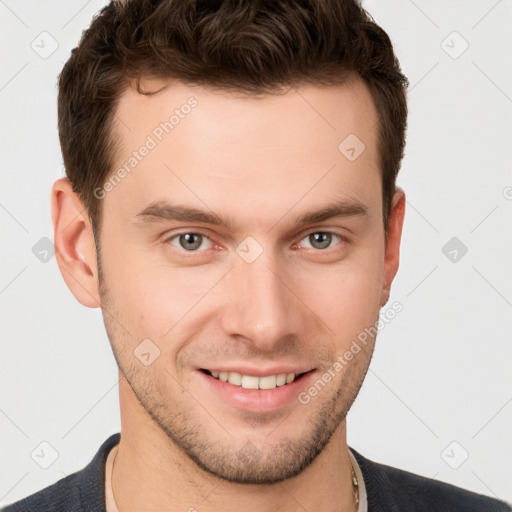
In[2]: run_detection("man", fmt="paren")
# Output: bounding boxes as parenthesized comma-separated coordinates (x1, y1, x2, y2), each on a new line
(2, 0, 510, 511)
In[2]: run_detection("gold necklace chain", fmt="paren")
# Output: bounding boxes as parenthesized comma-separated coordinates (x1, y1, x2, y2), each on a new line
(350, 458, 360, 510)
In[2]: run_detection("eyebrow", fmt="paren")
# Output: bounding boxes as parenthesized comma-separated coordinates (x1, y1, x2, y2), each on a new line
(133, 198, 369, 231)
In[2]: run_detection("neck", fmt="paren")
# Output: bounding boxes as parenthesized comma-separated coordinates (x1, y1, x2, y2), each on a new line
(112, 374, 357, 512)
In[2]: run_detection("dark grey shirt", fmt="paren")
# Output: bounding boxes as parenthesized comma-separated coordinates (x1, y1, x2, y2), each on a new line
(2, 433, 511, 511)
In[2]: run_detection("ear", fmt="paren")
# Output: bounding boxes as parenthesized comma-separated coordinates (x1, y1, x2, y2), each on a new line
(51, 177, 100, 308)
(380, 187, 406, 307)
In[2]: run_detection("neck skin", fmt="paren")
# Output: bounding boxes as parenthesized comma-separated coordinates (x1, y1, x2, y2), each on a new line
(112, 373, 357, 512)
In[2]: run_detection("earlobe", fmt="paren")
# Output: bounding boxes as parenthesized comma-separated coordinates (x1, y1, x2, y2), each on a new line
(380, 187, 406, 307)
(52, 177, 101, 308)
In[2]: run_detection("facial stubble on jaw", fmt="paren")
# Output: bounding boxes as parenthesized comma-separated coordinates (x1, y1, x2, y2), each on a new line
(96, 256, 374, 485)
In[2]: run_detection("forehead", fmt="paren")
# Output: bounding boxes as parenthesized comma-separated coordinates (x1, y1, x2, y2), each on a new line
(106, 77, 381, 229)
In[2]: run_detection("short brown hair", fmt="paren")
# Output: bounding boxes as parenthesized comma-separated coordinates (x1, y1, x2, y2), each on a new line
(58, 0, 408, 237)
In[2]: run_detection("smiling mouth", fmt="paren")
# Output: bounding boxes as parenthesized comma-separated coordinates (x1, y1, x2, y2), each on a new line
(200, 369, 312, 390)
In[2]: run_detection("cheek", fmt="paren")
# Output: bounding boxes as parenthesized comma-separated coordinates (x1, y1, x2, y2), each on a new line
(298, 254, 385, 341)
(101, 248, 221, 341)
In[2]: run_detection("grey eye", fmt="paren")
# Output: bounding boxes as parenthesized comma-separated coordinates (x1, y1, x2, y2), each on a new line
(179, 233, 203, 251)
(300, 232, 342, 250)
(168, 233, 212, 252)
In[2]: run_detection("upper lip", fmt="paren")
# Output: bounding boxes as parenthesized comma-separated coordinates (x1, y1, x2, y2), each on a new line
(199, 366, 315, 377)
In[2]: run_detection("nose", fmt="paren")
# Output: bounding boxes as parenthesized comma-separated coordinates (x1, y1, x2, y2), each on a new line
(218, 246, 303, 353)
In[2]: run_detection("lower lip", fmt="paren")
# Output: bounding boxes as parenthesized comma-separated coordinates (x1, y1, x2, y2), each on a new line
(195, 370, 316, 413)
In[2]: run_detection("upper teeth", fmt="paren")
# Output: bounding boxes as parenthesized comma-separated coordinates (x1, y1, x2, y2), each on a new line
(210, 371, 296, 389)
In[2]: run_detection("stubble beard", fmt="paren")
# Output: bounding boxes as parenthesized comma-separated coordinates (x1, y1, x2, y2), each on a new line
(97, 261, 374, 485)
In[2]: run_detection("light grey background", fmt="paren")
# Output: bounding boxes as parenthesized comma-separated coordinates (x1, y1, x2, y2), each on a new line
(1, 0, 511, 506)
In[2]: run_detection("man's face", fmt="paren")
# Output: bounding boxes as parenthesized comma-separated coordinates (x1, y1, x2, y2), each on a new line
(97, 76, 394, 483)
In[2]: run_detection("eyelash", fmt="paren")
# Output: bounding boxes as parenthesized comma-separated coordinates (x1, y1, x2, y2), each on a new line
(163, 230, 347, 256)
